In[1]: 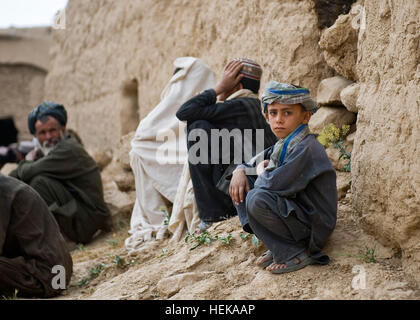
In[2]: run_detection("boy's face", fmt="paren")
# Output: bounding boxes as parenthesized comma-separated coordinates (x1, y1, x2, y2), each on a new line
(266, 102, 311, 139)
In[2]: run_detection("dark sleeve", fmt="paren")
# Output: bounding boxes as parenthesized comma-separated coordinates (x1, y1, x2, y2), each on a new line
(255, 144, 329, 195)
(176, 89, 249, 123)
(14, 142, 95, 183)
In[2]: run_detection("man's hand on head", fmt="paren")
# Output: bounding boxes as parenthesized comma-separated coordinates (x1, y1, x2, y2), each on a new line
(214, 60, 244, 98)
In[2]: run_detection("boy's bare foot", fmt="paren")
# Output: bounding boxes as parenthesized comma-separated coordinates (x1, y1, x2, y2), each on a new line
(266, 251, 313, 274)
(256, 250, 273, 268)
(266, 256, 301, 271)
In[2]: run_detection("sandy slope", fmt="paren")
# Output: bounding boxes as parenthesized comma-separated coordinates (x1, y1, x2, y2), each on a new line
(58, 194, 419, 300)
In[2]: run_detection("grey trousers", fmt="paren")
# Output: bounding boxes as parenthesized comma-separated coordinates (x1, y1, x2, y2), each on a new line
(235, 186, 311, 264)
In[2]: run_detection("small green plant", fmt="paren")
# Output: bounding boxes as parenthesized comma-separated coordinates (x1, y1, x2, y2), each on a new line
(158, 248, 169, 258)
(185, 231, 217, 250)
(359, 246, 376, 263)
(335, 246, 377, 263)
(318, 124, 352, 172)
(251, 234, 259, 247)
(240, 232, 250, 240)
(185, 231, 234, 250)
(77, 277, 89, 287)
(112, 255, 125, 268)
(240, 232, 259, 247)
(218, 233, 233, 246)
(89, 263, 106, 278)
(77, 243, 85, 251)
(161, 206, 171, 226)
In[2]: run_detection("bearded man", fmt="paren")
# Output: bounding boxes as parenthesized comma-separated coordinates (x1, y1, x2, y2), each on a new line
(9, 102, 111, 244)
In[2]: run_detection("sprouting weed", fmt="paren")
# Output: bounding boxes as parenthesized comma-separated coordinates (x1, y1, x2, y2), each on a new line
(240, 232, 250, 240)
(77, 278, 89, 287)
(240, 232, 259, 247)
(161, 206, 171, 226)
(89, 263, 106, 278)
(360, 246, 376, 263)
(251, 234, 260, 247)
(185, 231, 233, 250)
(158, 248, 169, 258)
(112, 255, 125, 268)
(218, 233, 233, 246)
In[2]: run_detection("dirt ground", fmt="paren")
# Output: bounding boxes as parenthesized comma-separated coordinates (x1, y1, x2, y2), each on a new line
(2, 163, 417, 300)
(56, 193, 419, 300)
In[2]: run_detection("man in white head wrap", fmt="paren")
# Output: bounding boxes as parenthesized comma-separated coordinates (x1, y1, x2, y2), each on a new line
(125, 57, 215, 251)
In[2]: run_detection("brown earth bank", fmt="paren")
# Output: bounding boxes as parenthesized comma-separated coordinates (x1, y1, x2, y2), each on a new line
(55, 193, 419, 300)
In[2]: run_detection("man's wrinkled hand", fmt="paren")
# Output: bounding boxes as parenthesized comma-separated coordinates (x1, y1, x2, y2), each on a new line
(229, 168, 250, 206)
(214, 60, 244, 97)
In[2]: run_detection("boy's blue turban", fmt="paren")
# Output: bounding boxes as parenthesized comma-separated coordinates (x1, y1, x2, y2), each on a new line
(261, 81, 318, 114)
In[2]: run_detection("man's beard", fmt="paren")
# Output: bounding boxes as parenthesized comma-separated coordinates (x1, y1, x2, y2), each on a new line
(34, 132, 63, 156)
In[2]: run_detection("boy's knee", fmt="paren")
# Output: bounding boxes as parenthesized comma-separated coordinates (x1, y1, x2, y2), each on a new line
(246, 189, 271, 216)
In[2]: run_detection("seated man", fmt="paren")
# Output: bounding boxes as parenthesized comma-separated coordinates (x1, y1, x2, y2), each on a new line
(176, 58, 277, 232)
(125, 57, 215, 251)
(229, 81, 337, 274)
(0, 174, 73, 298)
(10, 102, 111, 244)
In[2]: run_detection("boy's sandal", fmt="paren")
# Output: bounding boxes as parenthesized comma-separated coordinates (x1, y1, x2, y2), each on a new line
(256, 250, 274, 268)
(268, 251, 313, 274)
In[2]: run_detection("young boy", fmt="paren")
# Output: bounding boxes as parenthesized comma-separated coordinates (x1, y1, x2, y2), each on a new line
(229, 81, 337, 274)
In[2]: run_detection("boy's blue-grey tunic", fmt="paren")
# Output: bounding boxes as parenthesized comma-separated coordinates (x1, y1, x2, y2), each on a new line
(235, 134, 337, 263)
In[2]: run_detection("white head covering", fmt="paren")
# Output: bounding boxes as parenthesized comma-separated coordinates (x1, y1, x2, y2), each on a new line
(126, 57, 215, 251)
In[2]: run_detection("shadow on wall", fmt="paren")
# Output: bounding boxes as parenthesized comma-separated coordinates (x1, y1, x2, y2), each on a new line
(312, 0, 358, 29)
(120, 79, 140, 136)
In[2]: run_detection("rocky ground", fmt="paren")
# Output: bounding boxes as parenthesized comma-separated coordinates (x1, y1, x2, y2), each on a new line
(56, 192, 419, 300)
(2, 162, 418, 301)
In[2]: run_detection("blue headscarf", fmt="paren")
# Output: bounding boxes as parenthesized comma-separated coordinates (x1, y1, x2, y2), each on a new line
(28, 102, 67, 134)
(261, 81, 318, 114)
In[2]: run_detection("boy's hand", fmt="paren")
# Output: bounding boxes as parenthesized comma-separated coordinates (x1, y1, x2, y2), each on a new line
(229, 168, 250, 206)
(214, 60, 244, 98)
(256, 160, 269, 176)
